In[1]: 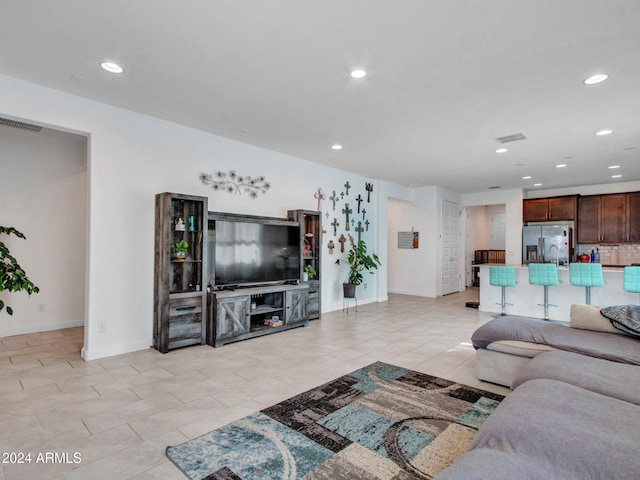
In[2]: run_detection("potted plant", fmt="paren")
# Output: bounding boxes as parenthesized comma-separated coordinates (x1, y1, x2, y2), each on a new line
(335, 235, 381, 298)
(0, 226, 40, 315)
(303, 265, 317, 282)
(171, 239, 189, 261)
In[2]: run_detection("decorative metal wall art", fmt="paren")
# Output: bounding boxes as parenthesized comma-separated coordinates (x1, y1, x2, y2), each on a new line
(199, 171, 270, 198)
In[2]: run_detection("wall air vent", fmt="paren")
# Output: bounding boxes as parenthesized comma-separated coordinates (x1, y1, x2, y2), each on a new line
(495, 133, 526, 144)
(488, 186, 501, 189)
(0, 117, 42, 132)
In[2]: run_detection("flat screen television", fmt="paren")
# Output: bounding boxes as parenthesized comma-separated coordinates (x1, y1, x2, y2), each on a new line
(208, 217, 301, 288)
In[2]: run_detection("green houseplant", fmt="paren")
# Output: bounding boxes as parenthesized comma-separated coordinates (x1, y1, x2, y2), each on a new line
(0, 226, 40, 315)
(335, 235, 381, 298)
(171, 239, 189, 261)
(303, 265, 317, 281)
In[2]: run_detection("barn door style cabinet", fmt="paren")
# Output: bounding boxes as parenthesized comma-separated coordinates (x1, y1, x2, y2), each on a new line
(287, 209, 321, 319)
(207, 283, 309, 347)
(153, 192, 208, 353)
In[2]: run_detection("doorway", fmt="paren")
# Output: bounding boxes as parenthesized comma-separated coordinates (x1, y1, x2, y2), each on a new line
(442, 200, 461, 295)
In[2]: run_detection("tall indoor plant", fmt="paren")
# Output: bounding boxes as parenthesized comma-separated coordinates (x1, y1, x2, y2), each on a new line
(335, 234, 381, 298)
(0, 226, 40, 315)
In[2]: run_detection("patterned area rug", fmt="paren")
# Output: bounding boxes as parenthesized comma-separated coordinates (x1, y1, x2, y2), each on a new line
(166, 362, 504, 479)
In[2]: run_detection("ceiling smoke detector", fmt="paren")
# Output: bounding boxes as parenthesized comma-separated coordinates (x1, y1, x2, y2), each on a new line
(495, 133, 527, 144)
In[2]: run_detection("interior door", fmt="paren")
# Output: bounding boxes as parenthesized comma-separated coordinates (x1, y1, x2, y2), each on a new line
(490, 212, 506, 250)
(442, 201, 461, 295)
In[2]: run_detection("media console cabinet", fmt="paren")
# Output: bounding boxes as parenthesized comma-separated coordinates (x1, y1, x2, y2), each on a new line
(207, 283, 309, 347)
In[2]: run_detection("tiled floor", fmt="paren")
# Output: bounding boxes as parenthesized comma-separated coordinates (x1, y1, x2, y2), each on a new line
(0, 290, 508, 479)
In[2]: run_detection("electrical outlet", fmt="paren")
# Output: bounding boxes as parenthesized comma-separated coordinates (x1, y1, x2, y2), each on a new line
(37, 303, 45, 313)
(363, 283, 368, 290)
(97, 321, 107, 333)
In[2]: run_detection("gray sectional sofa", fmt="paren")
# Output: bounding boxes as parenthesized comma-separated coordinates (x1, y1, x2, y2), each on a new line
(435, 305, 640, 479)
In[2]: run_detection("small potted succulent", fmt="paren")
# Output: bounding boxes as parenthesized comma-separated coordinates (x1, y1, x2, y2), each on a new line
(171, 239, 189, 261)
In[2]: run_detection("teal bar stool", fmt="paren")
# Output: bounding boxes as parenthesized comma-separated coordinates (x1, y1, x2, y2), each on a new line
(490, 266, 516, 315)
(623, 266, 640, 300)
(528, 263, 558, 320)
(569, 263, 604, 305)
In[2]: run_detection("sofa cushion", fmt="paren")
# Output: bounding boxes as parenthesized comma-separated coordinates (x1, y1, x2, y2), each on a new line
(472, 316, 640, 365)
(569, 304, 622, 335)
(601, 304, 640, 338)
(511, 350, 640, 405)
(436, 379, 640, 480)
(485, 340, 556, 357)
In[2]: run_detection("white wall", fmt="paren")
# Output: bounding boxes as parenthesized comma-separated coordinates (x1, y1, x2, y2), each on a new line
(0, 74, 394, 360)
(0, 126, 87, 335)
(462, 189, 524, 264)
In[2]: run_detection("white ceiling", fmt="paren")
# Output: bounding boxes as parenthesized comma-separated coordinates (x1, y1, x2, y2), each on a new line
(1, 0, 639, 194)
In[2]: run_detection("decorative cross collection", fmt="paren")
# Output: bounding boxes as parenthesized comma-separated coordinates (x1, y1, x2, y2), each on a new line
(319, 181, 375, 255)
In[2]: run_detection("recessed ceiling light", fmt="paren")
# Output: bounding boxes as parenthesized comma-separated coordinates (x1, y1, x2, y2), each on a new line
(596, 129, 613, 136)
(583, 73, 608, 85)
(608, 165, 620, 169)
(533, 183, 542, 187)
(611, 174, 622, 179)
(496, 148, 508, 154)
(556, 164, 567, 168)
(522, 176, 532, 180)
(350, 69, 367, 79)
(331, 144, 343, 150)
(100, 61, 123, 74)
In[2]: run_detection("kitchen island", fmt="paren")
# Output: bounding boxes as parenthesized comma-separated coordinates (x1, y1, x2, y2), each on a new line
(476, 264, 638, 322)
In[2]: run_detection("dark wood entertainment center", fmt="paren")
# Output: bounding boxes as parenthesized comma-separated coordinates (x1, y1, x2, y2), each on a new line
(153, 192, 321, 352)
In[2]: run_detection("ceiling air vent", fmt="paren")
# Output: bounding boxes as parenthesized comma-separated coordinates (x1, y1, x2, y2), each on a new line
(0, 117, 42, 133)
(488, 186, 501, 189)
(495, 132, 526, 144)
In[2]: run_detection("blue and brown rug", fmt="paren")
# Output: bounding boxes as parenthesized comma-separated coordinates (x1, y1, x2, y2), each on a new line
(166, 361, 504, 479)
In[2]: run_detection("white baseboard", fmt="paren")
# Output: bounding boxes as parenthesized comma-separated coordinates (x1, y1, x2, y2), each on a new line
(0, 320, 84, 338)
(81, 340, 152, 361)
(387, 288, 438, 298)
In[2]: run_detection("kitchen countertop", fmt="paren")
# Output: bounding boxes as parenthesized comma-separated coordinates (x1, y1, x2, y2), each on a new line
(475, 264, 638, 322)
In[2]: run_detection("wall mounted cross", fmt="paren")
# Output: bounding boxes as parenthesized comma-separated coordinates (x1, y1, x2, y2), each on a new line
(365, 182, 373, 202)
(344, 181, 351, 196)
(338, 234, 347, 253)
(329, 190, 339, 211)
(362, 208, 366, 220)
(365, 219, 370, 231)
(355, 221, 364, 243)
(331, 217, 339, 236)
(342, 204, 352, 230)
(313, 188, 325, 211)
(327, 240, 335, 254)
(355, 194, 363, 213)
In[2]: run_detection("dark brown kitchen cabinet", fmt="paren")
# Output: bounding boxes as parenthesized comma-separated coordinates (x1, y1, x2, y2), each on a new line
(578, 194, 626, 244)
(626, 192, 640, 243)
(523, 196, 577, 222)
(577, 196, 600, 244)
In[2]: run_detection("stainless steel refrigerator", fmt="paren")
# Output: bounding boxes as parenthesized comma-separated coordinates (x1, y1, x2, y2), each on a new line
(523, 224, 573, 265)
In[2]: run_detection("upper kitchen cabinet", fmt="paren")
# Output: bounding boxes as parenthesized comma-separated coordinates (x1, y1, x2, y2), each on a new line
(523, 196, 577, 222)
(578, 194, 626, 244)
(626, 192, 640, 243)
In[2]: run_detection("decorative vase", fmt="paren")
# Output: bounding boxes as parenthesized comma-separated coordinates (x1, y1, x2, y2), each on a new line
(302, 272, 309, 282)
(343, 283, 356, 298)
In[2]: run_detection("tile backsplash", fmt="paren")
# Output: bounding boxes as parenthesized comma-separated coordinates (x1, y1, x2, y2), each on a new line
(577, 244, 640, 265)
